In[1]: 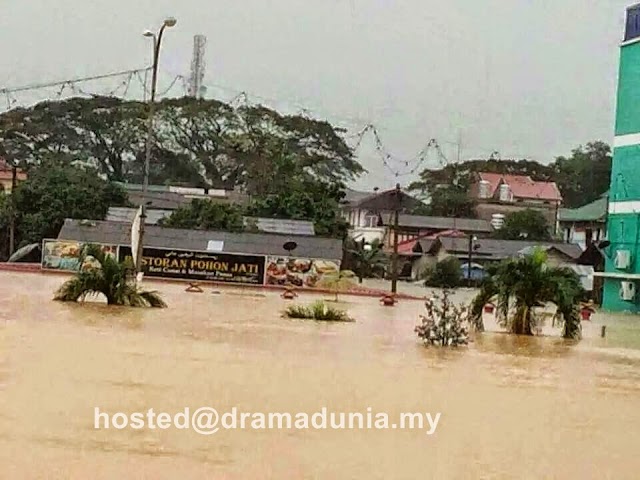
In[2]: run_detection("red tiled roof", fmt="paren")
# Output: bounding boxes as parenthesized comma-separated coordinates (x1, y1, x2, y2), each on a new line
(478, 172, 562, 202)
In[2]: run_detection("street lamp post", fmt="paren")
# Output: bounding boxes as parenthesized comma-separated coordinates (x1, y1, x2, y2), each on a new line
(467, 235, 480, 283)
(135, 17, 176, 277)
(390, 183, 401, 295)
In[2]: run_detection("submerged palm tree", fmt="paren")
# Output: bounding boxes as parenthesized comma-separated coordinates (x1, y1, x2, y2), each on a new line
(470, 248, 583, 339)
(54, 244, 167, 308)
(345, 239, 387, 283)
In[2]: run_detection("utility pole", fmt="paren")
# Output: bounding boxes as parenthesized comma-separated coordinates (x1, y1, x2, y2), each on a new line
(467, 234, 473, 282)
(391, 183, 401, 294)
(8, 163, 17, 256)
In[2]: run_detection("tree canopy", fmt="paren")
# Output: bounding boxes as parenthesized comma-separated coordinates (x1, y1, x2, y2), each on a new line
(0, 160, 127, 258)
(0, 96, 364, 192)
(408, 141, 612, 215)
(492, 209, 552, 241)
(158, 200, 245, 232)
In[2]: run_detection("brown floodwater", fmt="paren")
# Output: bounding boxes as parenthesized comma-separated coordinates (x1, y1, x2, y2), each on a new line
(1, 271, 640, 479)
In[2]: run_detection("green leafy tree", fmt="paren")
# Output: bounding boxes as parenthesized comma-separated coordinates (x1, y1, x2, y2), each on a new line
(424, 257, 462, 288)
(470, 248, 584, 339)
(2, 159, 126, 253)
(493, 209, 551, 241)
(553, 141, 612, 208)
(246, 179, 349, 238)
(159, 199, 245, 232)
(409, 142, 612, 214)
(0, 97, 363, 190)
(54, 244, 166, 307)
(344, 238, 387, 283)
(411, 186, 477, 218)
(415, 290, 469, 347)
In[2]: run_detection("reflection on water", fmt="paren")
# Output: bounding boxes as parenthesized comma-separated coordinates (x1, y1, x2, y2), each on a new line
(1, 271, 640, 478)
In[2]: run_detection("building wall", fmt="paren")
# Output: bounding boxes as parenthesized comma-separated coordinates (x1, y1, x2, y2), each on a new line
(343, 208, 381, 229)
(603, 212, 640, 312)
(560, 222, 606, 250)
(602, 28, 640, 312)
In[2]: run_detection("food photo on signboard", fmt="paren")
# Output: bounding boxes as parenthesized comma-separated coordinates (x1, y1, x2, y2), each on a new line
(41, 240, 118, 272)
(265, 256, 340, 288)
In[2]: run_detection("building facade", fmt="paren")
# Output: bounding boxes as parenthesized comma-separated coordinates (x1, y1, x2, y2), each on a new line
(340, 187, 425, 244)
(0, 158, 27, 193)
(559, 193, 608, 250)
(469, 172, 562, 233)
(601, 4, 640, 312)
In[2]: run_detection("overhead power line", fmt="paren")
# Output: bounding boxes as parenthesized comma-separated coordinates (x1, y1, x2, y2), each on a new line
(0, 68, 487, 180)
(0, 67, 152, 95)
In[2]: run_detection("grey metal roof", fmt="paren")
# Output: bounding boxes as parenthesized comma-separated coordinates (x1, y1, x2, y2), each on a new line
(106, 207, 172, 225)
(57, 219, 342, 260)
(118, 183, 251, 210)
(342, 188, 376, 205)
(350, 189, 424, 212)
(380, 213, 492, 233)
(432, 236, 582, 261)
(243, 217, 315, 236)
(127, 191, 191, 210)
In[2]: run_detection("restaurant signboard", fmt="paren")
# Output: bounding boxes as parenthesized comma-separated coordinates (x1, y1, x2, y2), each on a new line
(118, 246, 266, 285)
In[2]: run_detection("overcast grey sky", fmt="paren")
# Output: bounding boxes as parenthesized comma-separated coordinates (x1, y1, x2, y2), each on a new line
(0, 0, 633, 190)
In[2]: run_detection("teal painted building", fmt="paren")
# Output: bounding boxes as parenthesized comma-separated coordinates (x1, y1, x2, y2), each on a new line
(601, 4, 640, 312)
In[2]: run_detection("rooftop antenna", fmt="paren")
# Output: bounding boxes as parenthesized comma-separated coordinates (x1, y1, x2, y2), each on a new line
(188, 34, 207, 98)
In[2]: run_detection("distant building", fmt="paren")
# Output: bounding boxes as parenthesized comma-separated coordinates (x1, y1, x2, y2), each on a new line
(106, 207, 316, 236)
(57, 219, 337, 259)
(115, 182, 250, 210)
(377, 214, 492, 250)
(340, 187, 425, 243)
(0, 158, 27, 193)
(409, 235, 582, 281)
(559, 192, 608, 250)
(469, 172, 562, 233)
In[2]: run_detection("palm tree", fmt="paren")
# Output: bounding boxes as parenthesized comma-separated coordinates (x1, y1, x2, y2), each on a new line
(54, 244, 167, 308)
(318, 270, 356, 302)
(345, 239, 387, 283)
(470, 248, 584, 339)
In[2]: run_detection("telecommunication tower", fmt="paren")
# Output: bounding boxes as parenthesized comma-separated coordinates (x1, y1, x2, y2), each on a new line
(188, 35, 207, 98)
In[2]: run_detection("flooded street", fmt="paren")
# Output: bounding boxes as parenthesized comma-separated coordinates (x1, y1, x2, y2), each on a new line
(1, 271, 640, 478)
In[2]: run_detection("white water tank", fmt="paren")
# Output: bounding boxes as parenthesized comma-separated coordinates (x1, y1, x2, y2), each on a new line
(499, 184, 512, 202)
(478, 180, 491, 199)
(491, 213, 505, 230)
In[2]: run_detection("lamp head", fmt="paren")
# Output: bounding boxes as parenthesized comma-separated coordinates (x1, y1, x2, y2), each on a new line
(164, 17, 177, 27)
(143, 30, 155, 37)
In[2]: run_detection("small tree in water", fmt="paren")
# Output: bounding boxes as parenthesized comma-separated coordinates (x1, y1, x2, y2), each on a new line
(415, 290, 469, 347)
(469, 247, 583, 339)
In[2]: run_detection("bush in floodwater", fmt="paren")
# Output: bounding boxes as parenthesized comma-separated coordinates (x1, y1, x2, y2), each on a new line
(415, 290, 468, 347)
(285, 301, 354, 322)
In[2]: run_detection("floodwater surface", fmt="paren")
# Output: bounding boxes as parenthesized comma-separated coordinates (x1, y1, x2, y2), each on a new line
(1, 272, 639, 479)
